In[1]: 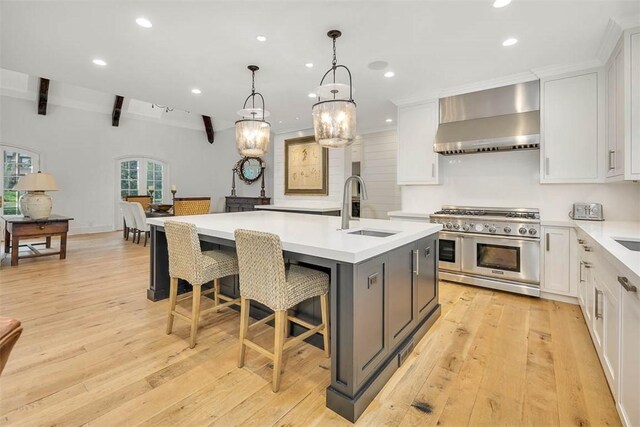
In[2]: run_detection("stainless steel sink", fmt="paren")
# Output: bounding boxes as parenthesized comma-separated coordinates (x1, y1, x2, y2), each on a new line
(348, 229, 398, 237)
(615, 239, 640, 252)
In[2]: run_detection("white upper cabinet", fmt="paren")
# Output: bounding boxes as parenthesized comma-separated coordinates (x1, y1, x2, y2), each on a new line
(397, 101, 440, 185)
(606, 41, 625, 179)
(627, 29, 640, 180)
(540, 71, 603, 183)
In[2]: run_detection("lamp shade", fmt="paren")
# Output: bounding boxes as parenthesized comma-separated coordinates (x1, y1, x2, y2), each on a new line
(14, 172, 59, 191)
(235, 119, 271, 157)
(312, 99, 357, 147)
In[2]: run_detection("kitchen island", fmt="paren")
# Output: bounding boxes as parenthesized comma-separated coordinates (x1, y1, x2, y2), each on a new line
(147, 211, 442, 422)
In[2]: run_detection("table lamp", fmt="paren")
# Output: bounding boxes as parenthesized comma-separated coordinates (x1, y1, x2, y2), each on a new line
(14, 171, 59, 219)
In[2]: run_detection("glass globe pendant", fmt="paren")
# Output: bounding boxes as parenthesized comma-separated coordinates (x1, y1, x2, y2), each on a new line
(235, 65, 271, 157)
(312, 30, 357, 148)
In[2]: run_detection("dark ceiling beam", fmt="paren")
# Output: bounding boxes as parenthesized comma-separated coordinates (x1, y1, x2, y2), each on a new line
(112, 95, 124, 127)
(37, 78, 50, 115)
(202, 115, 214, 144)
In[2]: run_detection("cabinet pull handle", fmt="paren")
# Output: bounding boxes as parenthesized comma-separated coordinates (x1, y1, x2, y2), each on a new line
(584, 262, 592, 269)
(577, 239, 585, 244)
(414, 249, 420, 276)
(618, 276, 637, 293)
(608, 150, 615, 170)
(595, 289, 603, 319)
(546, 233, 550, 251)
(545, 157, 550, 175)
(579, 261, 584, 282)
(583, 245, 593, 252)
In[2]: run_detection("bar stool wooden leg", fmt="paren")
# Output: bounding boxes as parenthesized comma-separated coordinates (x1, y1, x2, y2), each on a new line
(214, 278, 221, 307)
(238, 297, 250, 368)
(272, 310, 287, 392)
(320, 293, 330, 357)
(189, 284, 202, 348)
(166, 277, 178, 334)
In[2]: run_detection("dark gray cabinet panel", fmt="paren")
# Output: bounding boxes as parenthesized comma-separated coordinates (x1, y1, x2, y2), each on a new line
(354, 256, 387, 387)
(415, 236, 437, 319)
(388, 243, 415, 348)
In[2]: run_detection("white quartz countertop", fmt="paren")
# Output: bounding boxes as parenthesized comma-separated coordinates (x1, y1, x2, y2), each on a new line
(147, 211, 442, 263)
(254, 204, 341, 213)
(574, 220, 640, 281)
(387, 211, 430, 219)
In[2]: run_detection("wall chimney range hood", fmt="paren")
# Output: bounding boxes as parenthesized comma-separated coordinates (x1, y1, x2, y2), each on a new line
(434, 80, 540, 155)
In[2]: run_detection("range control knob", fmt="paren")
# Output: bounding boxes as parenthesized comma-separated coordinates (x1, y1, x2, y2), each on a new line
(474, 223, 484, 232)
(488, 226, 496, 233)
(503, 226, 512, 233)
(518, 227, 527, 235)
(445, 222, 453, 229)
(529, 228, 537, 235)
(462, 224, 470, 231)
(453, 223, 460, 230)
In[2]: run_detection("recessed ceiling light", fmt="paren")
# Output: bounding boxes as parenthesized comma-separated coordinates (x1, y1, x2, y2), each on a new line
(191, 88, 202, 95)
(92, 58, 107, 66)
(256, 35, 267, 42)
(295, 117, 299, 120)
(279, 120, 283, 124)
(385, 118, 393, 123)
(305, 63, 314, 68)
(136, 17, 152, 28)
(502, 38, 518, 46)
(384, 71, 395, 78)
(368, 60, 389, 70)
(308, 93, 317, 98)
(493, 0, 512, 8)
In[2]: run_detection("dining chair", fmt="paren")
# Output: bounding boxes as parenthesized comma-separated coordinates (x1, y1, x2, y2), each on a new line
(164, 221, 240, 348)
(0, 317, 22, 376)
(124, 195, 152, 211)
(173, 197, 211, 216)
(120, 201, 136, 241)
(130, 202, 151, 246)
(234, 229, 330, 392)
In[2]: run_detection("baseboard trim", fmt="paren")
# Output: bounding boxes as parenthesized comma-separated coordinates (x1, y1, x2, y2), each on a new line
(68, 225, 114, 235)
(540, 291, 579, 305)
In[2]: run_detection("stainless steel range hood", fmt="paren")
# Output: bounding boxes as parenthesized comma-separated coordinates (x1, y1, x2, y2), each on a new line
(434, 80, 540, 155)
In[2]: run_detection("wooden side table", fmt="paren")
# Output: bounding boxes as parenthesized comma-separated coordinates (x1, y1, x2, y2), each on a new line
(2, 215, 73, 266)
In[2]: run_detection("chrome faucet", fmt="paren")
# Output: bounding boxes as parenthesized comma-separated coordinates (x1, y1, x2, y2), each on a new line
(341, 175, 368, 230)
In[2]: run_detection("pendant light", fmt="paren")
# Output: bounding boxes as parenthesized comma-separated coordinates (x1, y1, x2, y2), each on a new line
(235, 65, 271, 157)
(312, 30, 357, 148)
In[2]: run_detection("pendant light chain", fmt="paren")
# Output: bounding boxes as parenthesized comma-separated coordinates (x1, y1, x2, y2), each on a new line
(251, 69, 256, 110)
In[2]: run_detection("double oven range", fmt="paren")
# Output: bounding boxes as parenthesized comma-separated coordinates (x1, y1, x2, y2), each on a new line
(430, 206, 541, 297)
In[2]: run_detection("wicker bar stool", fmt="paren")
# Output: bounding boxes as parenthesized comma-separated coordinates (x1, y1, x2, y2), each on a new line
(234, 229, 330, 392)
(165, 221, 240, 348)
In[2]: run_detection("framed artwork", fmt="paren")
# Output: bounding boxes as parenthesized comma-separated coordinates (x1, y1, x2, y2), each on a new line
(284, 136, 329, 195)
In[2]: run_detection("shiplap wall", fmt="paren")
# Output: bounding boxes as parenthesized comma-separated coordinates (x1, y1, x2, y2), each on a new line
(273, 129, 350, 206)
(352, 130, 401, 219)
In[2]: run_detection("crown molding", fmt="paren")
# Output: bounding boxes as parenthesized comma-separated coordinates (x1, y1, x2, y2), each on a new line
(616, 14, 640, 30)
(597, 19, 623, 64)
(531, 59, 603, 79)
(391, 71, 537, 107)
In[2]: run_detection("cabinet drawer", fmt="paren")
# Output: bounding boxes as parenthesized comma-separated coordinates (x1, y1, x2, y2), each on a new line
(9, 221, 68, 236)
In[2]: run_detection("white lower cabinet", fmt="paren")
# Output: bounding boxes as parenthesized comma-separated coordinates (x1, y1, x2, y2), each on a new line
(573, 229, 639, 426)
(541, 226, 575, 296)
(619, 277, 640, 427)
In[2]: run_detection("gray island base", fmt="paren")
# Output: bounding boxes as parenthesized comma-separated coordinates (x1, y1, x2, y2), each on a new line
(147, 211, 442, 422)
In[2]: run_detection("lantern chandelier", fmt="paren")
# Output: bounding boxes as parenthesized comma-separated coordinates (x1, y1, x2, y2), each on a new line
(312, 30, 357, 148)
(235, 65, 271, 157)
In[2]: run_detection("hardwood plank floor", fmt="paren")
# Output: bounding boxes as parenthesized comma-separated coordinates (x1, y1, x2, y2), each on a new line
(0, 232, 621, 426)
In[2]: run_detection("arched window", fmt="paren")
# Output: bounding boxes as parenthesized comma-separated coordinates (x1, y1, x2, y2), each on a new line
(1, 145, 40, 215)
(118, 158, 168, 203)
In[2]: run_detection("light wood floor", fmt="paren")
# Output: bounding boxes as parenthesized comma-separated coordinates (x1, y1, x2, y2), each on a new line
(0, 232, 621, 426)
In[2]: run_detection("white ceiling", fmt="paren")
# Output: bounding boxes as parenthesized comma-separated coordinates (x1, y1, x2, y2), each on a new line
(1, 1, 638, 134)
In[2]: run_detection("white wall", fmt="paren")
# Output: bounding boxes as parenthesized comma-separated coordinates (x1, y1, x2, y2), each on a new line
(401, 148, 640, 221)
(0, 95, 274, 234)
(272, 129, 350, 207)
(352, 130, 401, 219)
